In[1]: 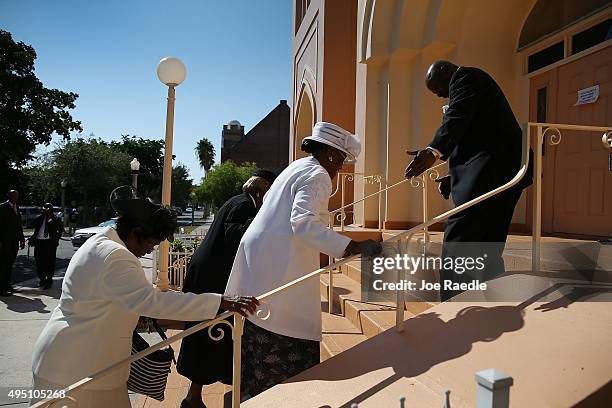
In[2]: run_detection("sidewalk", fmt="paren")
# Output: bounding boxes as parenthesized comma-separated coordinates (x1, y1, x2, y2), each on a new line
(0, 245, 67, 407)
(0, 239, 160, 407)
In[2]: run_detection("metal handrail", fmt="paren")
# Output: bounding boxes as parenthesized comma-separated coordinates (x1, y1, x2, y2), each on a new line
(324, 161, 446, 313)
(329, 161, 447, 220)
(33, 122, 611, 408)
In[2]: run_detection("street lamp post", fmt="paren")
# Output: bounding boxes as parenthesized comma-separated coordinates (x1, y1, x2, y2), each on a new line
(156, 57, 186, 291)
(60, 180, 67, 228)
(130, 158, 140, 194)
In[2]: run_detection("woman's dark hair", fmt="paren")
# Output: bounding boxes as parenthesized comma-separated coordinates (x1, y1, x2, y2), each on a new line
(116, 205, 176, 243)
(300, 139, 330, 155)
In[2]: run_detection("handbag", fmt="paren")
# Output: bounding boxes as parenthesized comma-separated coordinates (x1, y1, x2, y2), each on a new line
(127, 319, 176, 401)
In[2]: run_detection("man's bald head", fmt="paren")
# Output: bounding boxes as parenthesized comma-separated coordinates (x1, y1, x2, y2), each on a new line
(425, 60, 458, 98)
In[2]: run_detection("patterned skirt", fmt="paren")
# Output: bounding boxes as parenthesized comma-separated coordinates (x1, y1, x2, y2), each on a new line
(241, 320, 320, 396)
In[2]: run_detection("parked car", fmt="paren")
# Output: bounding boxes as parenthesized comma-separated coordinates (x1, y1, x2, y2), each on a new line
(185, 207, 193, 213)
(20, 206, 42, 228)
(71, 218, 117, 247)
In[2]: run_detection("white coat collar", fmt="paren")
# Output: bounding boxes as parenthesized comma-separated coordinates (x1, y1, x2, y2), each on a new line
(103, 226, 128, 249)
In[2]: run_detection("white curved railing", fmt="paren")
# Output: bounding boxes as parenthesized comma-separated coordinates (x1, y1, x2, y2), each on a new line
(324, 162, 446, 313)
(32, 122, 612, 408)
(329, 172, 387, 231)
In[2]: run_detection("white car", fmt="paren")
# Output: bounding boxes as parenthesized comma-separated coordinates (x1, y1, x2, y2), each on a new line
(71, 219, 117, 247)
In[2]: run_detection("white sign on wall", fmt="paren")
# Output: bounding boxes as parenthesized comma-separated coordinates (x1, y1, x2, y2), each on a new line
(575, 85, 599, 106)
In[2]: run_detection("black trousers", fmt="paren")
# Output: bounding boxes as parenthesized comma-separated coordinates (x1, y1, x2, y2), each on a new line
(0, 239, 19, 291)
(440, 186, 523, 301)
(34, 240, 57, 282)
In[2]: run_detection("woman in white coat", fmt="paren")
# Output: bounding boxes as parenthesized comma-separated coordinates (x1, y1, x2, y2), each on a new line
(31, 186, 259, 407)
(225, 122, 382, 396)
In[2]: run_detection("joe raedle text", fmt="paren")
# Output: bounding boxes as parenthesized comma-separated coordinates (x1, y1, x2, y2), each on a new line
(372, 279, 488, 292)
(369, 254, 489, 292)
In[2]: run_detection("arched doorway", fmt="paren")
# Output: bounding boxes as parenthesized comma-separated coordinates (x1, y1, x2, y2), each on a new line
(294, 86, 315, 160)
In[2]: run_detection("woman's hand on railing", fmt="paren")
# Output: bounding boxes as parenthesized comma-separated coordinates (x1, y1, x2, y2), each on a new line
(220, 295, 260, 317)
(343, 239, 383, 258)
(435, 175, 452, 199)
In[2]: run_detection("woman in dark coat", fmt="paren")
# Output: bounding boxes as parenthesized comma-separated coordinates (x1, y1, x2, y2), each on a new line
(178, 169, 276, 408)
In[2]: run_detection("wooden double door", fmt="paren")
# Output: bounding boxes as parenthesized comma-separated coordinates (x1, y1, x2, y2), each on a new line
(530, 45, 612, 237)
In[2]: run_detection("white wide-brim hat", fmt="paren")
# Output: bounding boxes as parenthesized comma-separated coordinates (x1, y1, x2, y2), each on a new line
(302, 122, 361, 162)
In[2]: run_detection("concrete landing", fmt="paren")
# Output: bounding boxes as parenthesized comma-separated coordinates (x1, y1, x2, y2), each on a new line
(243, 282, 612, 407)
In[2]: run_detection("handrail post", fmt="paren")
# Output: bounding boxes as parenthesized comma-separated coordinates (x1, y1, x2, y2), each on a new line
(532, 125, 542, 273)
(475, 369, 513, 408)
(395, 238, 405, 332)
(341, 174, 346, 231)
(378, 177, 383, 231)
(422, 173, 428, 238)
(232, 315, 245, 408)
(328, 260, 334, 314)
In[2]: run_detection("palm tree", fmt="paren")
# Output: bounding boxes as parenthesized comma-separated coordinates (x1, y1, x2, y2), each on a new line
(195, 138, 215, 177)
(195, 138, 215, 219)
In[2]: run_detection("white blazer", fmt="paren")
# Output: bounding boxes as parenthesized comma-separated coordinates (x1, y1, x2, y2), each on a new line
(225, 156, 351, 341)
(32, 227, 222, 390)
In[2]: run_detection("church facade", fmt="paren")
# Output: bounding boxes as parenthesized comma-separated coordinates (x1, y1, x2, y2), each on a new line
(290, 0, 612, 238)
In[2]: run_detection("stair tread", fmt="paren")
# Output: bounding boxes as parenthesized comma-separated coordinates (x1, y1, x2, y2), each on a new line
(319, 297, 367, 360)
(320, 268, 437, 338)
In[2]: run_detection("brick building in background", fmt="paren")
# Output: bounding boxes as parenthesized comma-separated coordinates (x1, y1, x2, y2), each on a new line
(220, 100, 290, 173)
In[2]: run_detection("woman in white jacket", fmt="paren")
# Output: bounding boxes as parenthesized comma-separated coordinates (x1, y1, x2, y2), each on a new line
(31, 186, 258, 407)
(225, 122, 382, 397)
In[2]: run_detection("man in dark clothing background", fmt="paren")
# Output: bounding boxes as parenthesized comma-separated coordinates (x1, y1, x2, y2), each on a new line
(405, 60, 533, 301)
(0, 190, 26, 296)
(178, 169, 276, 408)
(29, 203, 64, 289)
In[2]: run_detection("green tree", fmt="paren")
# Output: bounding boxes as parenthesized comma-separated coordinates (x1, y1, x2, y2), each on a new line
(171, 163, 193, 208)
(192, 161, 255, 209)
(110, 135, 165, 200)
(0, 29, 82, 193)
(26, 137, 131, 224)
(195, 138, 215, 176)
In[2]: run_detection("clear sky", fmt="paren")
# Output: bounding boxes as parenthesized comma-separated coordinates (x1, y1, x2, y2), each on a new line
(1, 0, 292, 183)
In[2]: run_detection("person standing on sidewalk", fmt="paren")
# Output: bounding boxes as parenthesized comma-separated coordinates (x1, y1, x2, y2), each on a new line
(29, 203, 64, 289)
(0, 189, 25, 296)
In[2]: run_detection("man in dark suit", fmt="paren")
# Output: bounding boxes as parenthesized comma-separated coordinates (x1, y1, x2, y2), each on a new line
(29, 203, 64, 289)
(405, 61, 532, 301)
(177, 169, 276, 408)
(0, 190, 26, 296)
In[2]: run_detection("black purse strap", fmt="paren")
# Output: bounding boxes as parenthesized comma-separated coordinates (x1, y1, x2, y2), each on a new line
(151, 319, 177, 365)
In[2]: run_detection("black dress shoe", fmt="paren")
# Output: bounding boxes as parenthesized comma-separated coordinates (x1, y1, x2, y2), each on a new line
(6, 286, 19, 293)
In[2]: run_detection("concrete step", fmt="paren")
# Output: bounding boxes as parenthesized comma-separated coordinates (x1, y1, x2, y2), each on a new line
(320, 273, 435, 338)
(320, 310, 368, 361)
(339, 259, 362, 283)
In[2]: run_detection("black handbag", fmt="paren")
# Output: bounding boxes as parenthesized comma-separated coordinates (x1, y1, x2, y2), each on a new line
(127, 319, 176, 401)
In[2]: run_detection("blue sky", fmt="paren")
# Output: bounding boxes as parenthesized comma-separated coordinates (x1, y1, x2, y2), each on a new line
(1, 0, 292, 182)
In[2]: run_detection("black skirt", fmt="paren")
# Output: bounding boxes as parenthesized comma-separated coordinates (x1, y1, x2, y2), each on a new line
(176, 317, 234, 385)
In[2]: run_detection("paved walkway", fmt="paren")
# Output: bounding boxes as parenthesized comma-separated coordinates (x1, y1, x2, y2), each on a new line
(0, 242, 70, 407)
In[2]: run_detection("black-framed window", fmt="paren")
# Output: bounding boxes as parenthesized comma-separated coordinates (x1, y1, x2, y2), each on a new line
(572, 18, 612, 54)
(528, 42, 565, 73)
